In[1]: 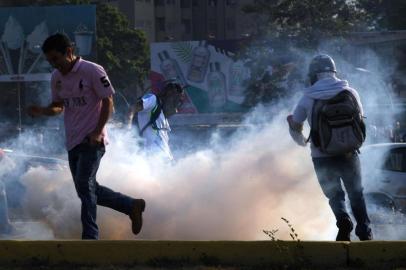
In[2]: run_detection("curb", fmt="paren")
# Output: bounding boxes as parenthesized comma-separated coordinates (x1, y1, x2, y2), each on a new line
(0, 240, 404, 268)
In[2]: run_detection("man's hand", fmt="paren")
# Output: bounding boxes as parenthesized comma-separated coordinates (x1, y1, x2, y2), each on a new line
(27, 106, 44, 117)
(88, 130, 103, 145)
(126, 100, 143, 129)
(27, 102, 64, 117)
(126, 110, 134, 129)
(287, 114, 307, 146)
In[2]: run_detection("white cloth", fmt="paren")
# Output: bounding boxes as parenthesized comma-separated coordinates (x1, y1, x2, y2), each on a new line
(138, 94, 173, 160)
(292, 75, 363, 158)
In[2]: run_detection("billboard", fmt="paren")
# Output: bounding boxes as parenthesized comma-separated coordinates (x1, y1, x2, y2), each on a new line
(0, 4, 96, 82)
(0, 5, 96, 130)
(151, 40, 251, 113)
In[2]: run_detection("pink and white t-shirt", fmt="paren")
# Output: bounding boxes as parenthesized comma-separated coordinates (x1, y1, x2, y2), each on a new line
(51, 57, 115, 151)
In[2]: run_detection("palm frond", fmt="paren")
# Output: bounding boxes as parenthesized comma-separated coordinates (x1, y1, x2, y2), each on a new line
(171, 42, 193, 63)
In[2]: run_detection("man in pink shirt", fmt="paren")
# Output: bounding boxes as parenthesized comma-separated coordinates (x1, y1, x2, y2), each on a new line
(28, 33, 145, 239)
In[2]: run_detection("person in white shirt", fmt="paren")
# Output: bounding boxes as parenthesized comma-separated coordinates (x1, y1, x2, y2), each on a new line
(128, 80, 184, 160)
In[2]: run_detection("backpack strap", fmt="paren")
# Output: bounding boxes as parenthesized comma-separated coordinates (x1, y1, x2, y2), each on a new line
(306, 99, 316, 143)
(339, 90, 366, 139)
(307, 98, 321, 146)
(139, 94, 163, 136)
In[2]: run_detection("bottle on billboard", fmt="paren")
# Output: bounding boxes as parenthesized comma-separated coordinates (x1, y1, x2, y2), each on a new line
(159, 50, 186, 85)
(187, 41, 210, 83)
(228, 60, 250, 104)
(207, 62, 226, 109)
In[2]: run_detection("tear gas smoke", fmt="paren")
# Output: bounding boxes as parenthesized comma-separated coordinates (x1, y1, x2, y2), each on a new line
(1, 40, 405, 240)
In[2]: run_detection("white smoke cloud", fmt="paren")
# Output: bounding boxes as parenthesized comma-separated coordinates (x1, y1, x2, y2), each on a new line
(2, 39, 405, 241)
(14, 107, 335, 240)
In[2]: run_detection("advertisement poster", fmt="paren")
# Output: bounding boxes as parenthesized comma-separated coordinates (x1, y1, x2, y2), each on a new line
(151, 40, 251, 113)
(0, 4, 96, 82)
(0, 5, 96, 125)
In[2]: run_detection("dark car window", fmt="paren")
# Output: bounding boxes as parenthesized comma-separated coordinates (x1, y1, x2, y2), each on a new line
(383, 147, 406, 172)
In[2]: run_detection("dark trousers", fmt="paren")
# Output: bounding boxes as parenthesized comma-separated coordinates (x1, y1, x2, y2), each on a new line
(312, 153, 372, 238)
(0, 180, 10, 233)
(68, 142, 134, 239)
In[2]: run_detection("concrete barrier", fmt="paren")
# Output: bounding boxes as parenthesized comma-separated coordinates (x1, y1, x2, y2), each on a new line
(348, 241, 406, 268)
(0, 240, 404, 268)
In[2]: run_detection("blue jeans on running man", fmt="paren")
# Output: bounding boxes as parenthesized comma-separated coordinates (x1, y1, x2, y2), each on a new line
(312, 152, 372, 240)
(68, 141, 135, 239)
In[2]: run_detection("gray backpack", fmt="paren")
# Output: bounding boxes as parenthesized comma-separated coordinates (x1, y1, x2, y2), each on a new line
(310, 90, 366, 155)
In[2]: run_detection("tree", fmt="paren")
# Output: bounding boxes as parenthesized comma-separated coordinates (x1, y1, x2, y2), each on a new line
(96, 3, 149, 92)
(235, 38, 299, 107)
(242, 0, 364, 48)
(357, 0, 406, 30)
(239, 0, 366, 106)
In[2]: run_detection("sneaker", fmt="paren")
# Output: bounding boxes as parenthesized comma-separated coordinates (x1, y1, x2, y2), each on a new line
(336, 217, 353, 241)
(336, 229, 351, 241)
(357, 228, 373, 241)
(129, 199, 146, 235)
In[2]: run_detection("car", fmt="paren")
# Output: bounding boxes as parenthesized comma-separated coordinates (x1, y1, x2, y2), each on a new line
(0, 147, 67, 238)
(360, 143, 406, 223)
(0, 147, 68, 205)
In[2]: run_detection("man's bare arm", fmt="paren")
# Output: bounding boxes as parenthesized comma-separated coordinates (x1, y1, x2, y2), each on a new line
(127, 99, 144, 127)
(28, 101, 64, 117)
(287, 115, 307, 146)
(130, 99, 144, 114)
(93, 96, 113, 135)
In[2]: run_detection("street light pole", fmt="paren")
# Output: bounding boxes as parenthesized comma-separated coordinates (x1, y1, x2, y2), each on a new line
(17, 81, 22, 135)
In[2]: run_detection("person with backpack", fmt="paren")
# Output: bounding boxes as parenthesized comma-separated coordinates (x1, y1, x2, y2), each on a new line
(287, 54, 373, 241)
(127, 80, 184, 161)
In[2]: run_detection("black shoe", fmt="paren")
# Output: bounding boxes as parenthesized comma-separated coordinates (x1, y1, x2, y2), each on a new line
(336, 218, 353, 241)
(358, 229, 373, 241)
(129, 199, 146, 235)
(336, 229, 351, 241)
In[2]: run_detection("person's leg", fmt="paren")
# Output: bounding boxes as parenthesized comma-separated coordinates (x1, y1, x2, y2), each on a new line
(71, 142, 144, 235)
(69, 143, 104, 239)
(94, 168, 145, 235)
(340, 153, 373, 240)
(96, 182, 145, 235)
(95, 183, 134, 215)
(313, 157, 353, 240)
(0, 180, 12, 234)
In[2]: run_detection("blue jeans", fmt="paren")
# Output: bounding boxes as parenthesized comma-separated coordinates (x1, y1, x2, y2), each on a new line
(68, 141, 134, 239)
(312, 153, 372, 238)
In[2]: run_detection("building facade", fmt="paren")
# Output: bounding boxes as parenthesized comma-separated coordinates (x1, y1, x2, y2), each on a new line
(0, 0, 257, 42)
(93, 0, 256, 42)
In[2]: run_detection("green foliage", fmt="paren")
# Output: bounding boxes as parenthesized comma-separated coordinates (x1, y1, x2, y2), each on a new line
(96, 3, 149, 90)
(236, 38, 302, 107)
(242, 0, 363, 48)
(240, 0, 406, 106)
(357, 0, 406, 30)
(240, 0, 366, 106)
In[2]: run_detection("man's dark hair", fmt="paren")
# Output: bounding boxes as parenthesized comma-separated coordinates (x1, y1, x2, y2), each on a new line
(42, 33, 73, 54)
(165, 82, 183, 94)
